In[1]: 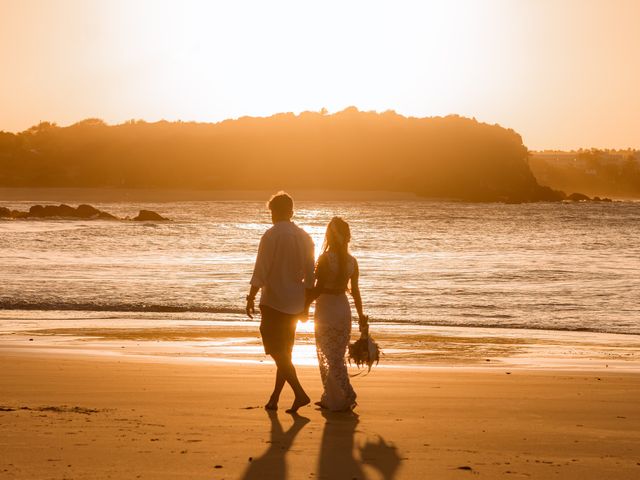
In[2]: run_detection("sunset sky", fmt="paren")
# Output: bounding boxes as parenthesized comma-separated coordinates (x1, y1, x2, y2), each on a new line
(1, 0, 638, 150)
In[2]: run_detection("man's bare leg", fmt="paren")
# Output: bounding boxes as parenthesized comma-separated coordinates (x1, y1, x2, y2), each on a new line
(265, 369, 286, 410)
(271, 352, 310, 413)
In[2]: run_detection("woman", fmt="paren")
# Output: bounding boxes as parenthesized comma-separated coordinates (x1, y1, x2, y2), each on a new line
(309, 217, 369, 411)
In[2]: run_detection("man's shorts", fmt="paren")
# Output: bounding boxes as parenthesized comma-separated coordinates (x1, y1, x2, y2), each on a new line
(259, 305, 299, 356)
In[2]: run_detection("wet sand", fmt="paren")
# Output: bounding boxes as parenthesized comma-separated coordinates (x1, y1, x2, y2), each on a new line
(1, 350, 639, 479)
(2, 313, 640, 370)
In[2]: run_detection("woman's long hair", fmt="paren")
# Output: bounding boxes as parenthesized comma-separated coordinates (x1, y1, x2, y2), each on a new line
(321, 217, 351, 287)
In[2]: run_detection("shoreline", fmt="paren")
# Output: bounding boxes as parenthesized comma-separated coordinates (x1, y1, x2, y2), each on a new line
(2, 312, 639, 372)
(1, 306, 640, 336)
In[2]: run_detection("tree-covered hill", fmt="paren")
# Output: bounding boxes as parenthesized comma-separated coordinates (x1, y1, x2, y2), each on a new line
(0, 108, 564, 202)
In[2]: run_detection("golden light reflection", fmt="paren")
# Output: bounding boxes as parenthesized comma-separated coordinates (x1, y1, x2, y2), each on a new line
(292, 320, 318, 365)
(296, 319, 314, 334)
(291, 342, 319, 366)
(293, 209, 328, 262)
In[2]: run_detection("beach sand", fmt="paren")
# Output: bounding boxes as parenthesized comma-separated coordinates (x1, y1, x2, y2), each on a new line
(1, 350, 639, 479)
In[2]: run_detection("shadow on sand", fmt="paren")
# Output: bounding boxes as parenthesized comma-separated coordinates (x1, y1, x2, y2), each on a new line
(241, 409, 402, 480)
(240, 410, 310, 480)
(318, 409, 402, 480)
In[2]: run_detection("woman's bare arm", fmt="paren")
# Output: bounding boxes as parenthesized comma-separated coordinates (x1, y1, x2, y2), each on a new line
(350, 259, 369, 335)
(305, 254, 328, 308)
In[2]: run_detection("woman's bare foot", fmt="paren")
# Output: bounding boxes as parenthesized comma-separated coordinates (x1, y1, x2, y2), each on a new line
(286, 394, 310, 413)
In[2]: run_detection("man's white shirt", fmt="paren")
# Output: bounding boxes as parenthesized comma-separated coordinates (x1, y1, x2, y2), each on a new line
(250, 221, 315, 315)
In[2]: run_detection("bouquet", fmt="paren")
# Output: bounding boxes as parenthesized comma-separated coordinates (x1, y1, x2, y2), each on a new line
(348, 333, 380, 373)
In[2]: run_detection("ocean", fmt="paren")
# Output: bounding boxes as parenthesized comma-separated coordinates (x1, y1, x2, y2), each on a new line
(1, 199, 639, 336)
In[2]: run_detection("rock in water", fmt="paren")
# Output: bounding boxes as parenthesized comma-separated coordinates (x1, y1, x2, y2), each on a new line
(76, 204, 101, 218)
(133, 210, 169, 221)
(567, 192, 591, 201)
(97, 211, 118, 220)
(28, 205, 45, 217)
(42, 205, 64, 217)
(4, 203, 122, 220)
(57, 204, 77, 217)
(10, 210, 28, 218)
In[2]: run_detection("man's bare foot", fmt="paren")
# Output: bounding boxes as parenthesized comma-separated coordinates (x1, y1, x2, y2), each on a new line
(265, 396, 279, 410)
(285, 394, 310, 413)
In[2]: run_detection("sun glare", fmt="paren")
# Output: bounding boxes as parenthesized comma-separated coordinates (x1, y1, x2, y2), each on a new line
(291, 342, 319, 366)
(1, 1, 638, 147)
(98, 1, 517, 127)
(296, 319, 315, 334)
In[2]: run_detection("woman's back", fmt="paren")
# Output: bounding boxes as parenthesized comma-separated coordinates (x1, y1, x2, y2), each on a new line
(318, 250, 356, 291)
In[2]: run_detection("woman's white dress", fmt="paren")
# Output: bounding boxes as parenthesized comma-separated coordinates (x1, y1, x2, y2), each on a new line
(314, 252, 357, 411)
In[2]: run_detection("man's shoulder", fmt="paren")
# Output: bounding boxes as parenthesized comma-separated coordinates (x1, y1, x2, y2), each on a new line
(292, 223, 313, 243)
(295, 223, 311, 237)
(261, 222, 299, 237)
(264, 222, 313, 245)
(263, 224, 277, 235)
(259, 225, 280, 245)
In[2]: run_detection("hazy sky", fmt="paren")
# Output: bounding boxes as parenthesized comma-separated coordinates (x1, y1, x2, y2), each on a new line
(1, 0, 638, 149)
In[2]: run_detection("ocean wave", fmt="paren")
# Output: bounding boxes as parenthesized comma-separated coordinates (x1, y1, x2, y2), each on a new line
(0, 300, 243, 315)
(1, 299, 639, 336)
(460, 313, 515, 319)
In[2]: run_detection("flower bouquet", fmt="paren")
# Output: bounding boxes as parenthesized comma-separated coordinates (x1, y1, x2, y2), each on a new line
(348, 333, 380, 373)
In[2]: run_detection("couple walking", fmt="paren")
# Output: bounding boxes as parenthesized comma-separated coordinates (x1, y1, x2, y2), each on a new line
(245, 192, 369, 413)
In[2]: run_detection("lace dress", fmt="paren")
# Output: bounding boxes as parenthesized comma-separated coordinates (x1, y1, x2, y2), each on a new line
(314, 251, 357, 411)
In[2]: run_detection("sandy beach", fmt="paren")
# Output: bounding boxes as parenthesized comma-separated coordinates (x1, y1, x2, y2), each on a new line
(1, 349, 639, 480)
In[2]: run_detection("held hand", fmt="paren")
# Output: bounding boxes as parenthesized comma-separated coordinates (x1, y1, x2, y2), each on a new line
(358, 314, 369, 337)
(246, 297, 256, 319)
(360, 326, 369, 339)
(299, 300, 312, 323)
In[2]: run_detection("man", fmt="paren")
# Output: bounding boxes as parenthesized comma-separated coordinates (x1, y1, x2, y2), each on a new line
(246, 192, 315, 413)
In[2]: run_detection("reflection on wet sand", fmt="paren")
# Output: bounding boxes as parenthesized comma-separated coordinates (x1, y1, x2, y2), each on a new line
(7, 314, 639, 370)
